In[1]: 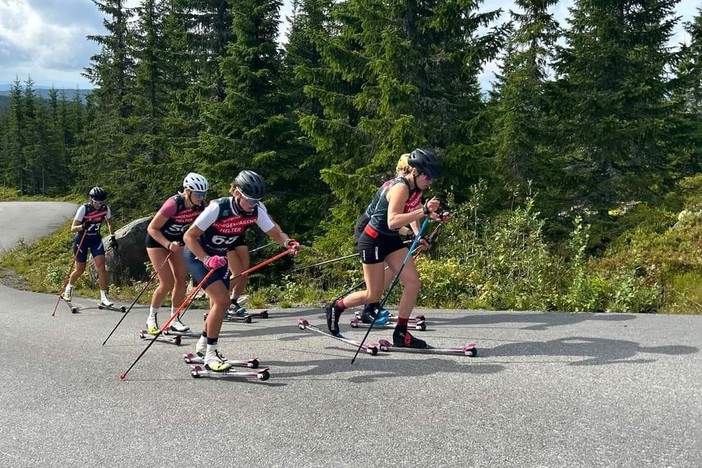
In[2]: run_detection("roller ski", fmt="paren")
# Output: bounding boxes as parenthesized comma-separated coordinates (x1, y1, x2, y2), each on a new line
(59, 288, 81, 313)
(297, 318, 380, 356)
(97, 296, 126, 313)
(138, 329, 182, 346)
(60, 295, 80, 314)
(182, 352, 260, 369)
(189, 365, 270, 381)
(223, 312, 253, 323)
(354, 309, 425, 324)
(377, 337, 477, 357)
(247, 309, 269, 319)
(350, 317, 426, 331)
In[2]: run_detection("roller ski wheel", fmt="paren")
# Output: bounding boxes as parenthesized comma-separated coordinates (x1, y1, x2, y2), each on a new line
(258, 310, 269, 319)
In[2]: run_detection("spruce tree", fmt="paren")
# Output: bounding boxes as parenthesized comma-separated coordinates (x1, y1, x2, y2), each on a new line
(554, 0, 680, 215)
(490, 0, 561, 211)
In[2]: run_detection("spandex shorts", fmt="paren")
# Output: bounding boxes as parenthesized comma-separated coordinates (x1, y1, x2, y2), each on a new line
(73, 236, 104, 263)
(356, 231, 406, 265)
(184, 247, 230, 291)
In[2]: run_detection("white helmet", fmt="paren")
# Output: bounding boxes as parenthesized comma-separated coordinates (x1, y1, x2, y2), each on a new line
(183, 172, 209, 192)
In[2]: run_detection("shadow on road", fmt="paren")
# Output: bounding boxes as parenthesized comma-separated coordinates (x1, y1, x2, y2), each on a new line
(485, 336, 698, 366)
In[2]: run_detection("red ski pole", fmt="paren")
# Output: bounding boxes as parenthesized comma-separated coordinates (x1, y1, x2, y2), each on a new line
(51, 230, 88, 317)
(119, 247, 295, 380)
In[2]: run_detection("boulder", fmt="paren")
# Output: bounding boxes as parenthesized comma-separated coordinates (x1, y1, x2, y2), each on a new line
(89, 216, 152, 286)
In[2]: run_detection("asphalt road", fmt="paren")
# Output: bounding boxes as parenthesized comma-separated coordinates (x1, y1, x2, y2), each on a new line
(0, 202, 700, 468)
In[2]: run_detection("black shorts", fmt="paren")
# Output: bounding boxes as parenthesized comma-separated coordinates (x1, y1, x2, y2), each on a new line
(353, 214, 370, 245)
(144, 233, 176, 249)
(356, 231, 406, 265)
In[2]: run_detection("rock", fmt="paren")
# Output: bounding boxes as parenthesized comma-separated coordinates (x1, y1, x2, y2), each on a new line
(89, 216, 152, 286)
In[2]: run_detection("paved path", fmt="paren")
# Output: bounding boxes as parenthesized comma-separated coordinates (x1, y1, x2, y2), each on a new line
(0, 203, 700, 467)
(0, 201, 76, 253)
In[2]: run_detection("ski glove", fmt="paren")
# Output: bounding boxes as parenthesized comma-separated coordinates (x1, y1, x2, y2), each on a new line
(204, 255, 227, 270)
(109, 235, 118, 250)
(285, 238, 301, 254)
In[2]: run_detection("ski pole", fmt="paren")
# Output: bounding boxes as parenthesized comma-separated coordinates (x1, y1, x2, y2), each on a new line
(101, 251, 173, 346)
(119, 247, 295, 380)
(250, 241, 276, 254)
(333, 229, 437, 303)
(292, 252, 360, 272)
(178, 247, 294, 321)
(351, 216, 430, 364)
(51, 230, 88, 317)
(119, 267, 216, 381)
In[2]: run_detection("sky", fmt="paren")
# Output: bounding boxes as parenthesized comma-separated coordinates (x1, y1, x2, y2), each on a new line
(0, 0, 699, 90)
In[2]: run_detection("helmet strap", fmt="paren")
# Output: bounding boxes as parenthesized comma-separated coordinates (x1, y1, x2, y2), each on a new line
(411, 172, 419, 190)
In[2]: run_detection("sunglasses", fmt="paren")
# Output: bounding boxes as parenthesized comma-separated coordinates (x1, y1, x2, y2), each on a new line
(192, 191, 207, 198)
(236, 189, 260, 206)
(422, 174, 434, 182)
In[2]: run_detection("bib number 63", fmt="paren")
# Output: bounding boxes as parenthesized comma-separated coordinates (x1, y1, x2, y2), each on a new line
(211, 235, 239, 246)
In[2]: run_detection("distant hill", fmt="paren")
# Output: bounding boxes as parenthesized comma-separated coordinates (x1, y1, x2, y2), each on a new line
(0, 85, 92, 103)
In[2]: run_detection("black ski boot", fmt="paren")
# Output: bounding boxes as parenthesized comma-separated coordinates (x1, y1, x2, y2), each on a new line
(324, 301, 343, 336)
(393, 328, 427, 349)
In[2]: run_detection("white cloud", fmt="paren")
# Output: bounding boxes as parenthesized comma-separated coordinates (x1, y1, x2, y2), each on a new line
(0, 0, 101, 87)
(0, 0, 698, 89)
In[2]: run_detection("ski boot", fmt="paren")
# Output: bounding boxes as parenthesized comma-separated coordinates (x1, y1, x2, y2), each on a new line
(204, 349, 232, 372)
(99, 295, 114, 308)
(169, 317, 190, 333)
(146, 315, 159, 335)
(61, 288, 73, 302)
(393, 329, 428, 349)
(359, 306, 390, 325)
(225, 301, 247, 319)
(324, 301, 343, 336)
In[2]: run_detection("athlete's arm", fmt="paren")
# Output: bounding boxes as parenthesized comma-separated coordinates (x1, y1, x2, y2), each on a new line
(387, 184, 423, 231)
(184, 202, 219, 262)
(70, 206, 86, 233)
(147, 198, 178, 249)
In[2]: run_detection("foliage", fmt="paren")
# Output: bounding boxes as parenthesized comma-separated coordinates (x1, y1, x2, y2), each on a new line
(1, 1, 702, 313)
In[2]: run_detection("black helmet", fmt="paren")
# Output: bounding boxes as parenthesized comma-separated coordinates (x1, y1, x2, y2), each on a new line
(234, 170, 266, 200)
(89, 186, 108, 201)
(408, 148, 440, 179)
